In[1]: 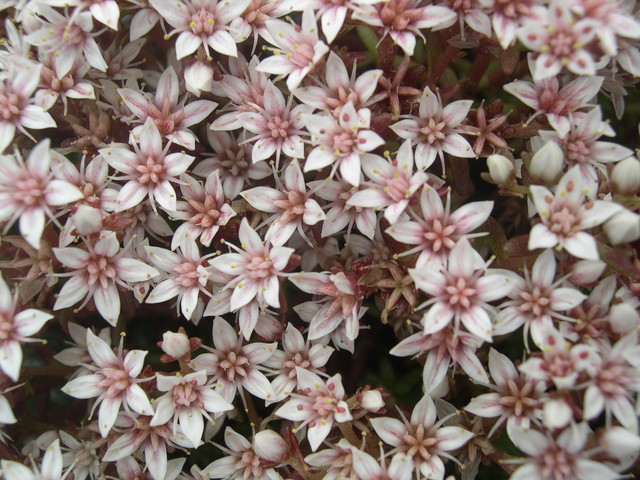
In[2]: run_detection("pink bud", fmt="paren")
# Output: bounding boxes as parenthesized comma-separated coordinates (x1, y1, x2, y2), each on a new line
(487, 154, 514, 184)
(529, 141, 564, 183)
(184, 61, 213, 97)
(72, 205, 103, 235)
(253, 430, 289, 463)
(612, 157, 640, 195)
(569, 259, 606, 286)
(542, 398, 572, 430)
(604, 210, 640, 245)
(609, 303, 639, 335)
(160, 331, 190, 359)
(360, 390, 384, 412)
(600, 427, 640, 459)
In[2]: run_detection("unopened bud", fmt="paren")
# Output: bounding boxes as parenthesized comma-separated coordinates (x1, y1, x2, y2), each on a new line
(609, 303, 640, 335)
(529, 141, 564, 183)
(612, 157, 640, 195)
(184, 61, 213, 97)
(360, 390, 384, 412)
(253, 430, 288, 463)
(542, 398, 572, 430)
(487, 154, 514, 184)
(160, 331, 190, 359)
(72, 205, 103, 236)
(569, 259, 606, 286)
(604, 209, 640, 245)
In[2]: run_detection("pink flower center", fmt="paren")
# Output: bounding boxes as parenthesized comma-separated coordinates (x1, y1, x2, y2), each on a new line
(332, 131, 356, 154)
(384, 172, 411, 202)
(597, 363, 631, 398)
(401, 424, 439, 462)
(189, 9, 217, 36)
(61, 23, 87, 46)
(518, 285, 551, 317)
(284, 352, 311, 379)
(423, 219, 458, 253)
(173, 261, 202, 288)
(289, 42, 316, 69)
(267, 116, 291, 139)
(246, 256, 274, 279)
(380, 0, 423, 31)
(86, 254, 117, 288)
(444, 277, 477, 309)
(172, 380, 201, 407)
(16, 177, 45, 206)
(538, 448, 576, 480)
(136, 156, 166, 185)
(218, 148, 251, 177)
(237, 449, 265, 478)
(420, 118, 447, 145)
(548, 206, 580, 236)
(218, 350, 249, 382)
(98, 366, 132, 397)
(498, 378, 539, 418)
(566, 138, 592, 164)
(188, 195, 221, 228)
(0, 314, 15, 342)
(0, 88, 23, 121)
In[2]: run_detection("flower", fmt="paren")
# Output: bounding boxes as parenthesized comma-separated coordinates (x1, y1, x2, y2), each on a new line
(0, 140, 83, 249)
(149, 0, 251, 59)
(528, 166, 622, 260)
(1, 439, 64, 480)
(0, 273, 52, 381)
(257, 8, 330, 91)
(100, 118, 195, 212)
(370, 394, 474, 480)
(390, 86, 475, 171)
(62, 330, 153, 438)
(275, 368, 352, 451)
(53, 231, 160, 325)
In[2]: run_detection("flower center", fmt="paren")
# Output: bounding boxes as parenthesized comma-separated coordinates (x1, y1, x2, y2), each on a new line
(518, 285, 551, 317)
(401, 424, 439, 462)
(289, 42, 316, 69)
(189, 8, 217, 35)
(420, 118, 447, 144)
(172, 380, 201, 407)
(423, 219, 458, 253)
(0, 88, 23, 121)
(566, 139, 591, 164)
(0, 315, 15, 341)
(16, 177, 45, 206)
(498, 378, 539, 417)
(188, 195, 221, 228)
(173, 261, 202, 288)
(284, 352, 311, 379)
(384, 172, 412, 202)
(136, 156, 165, 185)
(86, 254, 117, 288)
(98, 366, 132, 397)
(548, 206, 580, 236)
(218, 350, 249, 382)
(445, 277, 477, 309)
(267, 116, 291, 139)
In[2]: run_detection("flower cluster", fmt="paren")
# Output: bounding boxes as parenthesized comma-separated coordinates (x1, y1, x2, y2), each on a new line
(1, 1, 640, 480)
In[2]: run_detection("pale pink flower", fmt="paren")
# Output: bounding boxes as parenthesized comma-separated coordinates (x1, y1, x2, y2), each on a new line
(352, 0, 457, 55)
(508, 423, 619, 480)
(100, 118, 195, 212)
(348, 447, 412, 480)
(347, 141, 429, 225)
(517, 2, 598, 80)
(170, 172, 236, 249)
(118, 66, 217, 150)
(257, 8, 330, 91)
(583, 333, 640, 431)
(24, 7, 107, 77)
(465, 348, 545, 437)
(370, 394, 474, 480)
(390, 87, 475, 171)
(62, 330, 154, 438)
(275, 368, 352, 451)
(386, 184, 492, 266)
(203, 427, 289, 480)
(241, 160, 325, 246)
(493, 249, 587, 347)
(237, 80, 312, 165)
(1, 439, 64, 480)
(264, 322, 334, 401)
(290, 270, 365, 341)
(194, 130, 271, 200)
(150, 370, 233, 448)
(484, 0, 537, 49)
(518, 325, 599, 390)
(303, 103, 385, 187)
(304, 439, 356, 480)
(149, 0, 251, 59)
(528, 166, 623, 261)
(145, 238, 210, 321)
(189, 316, 277, 402)
(53, 323, 111, 375)
(410, 238, 515, 343)
(0, 274, 53, 381)
(53, 231, 160, 325)
(34, 55, 95, 114)
(293, 51, 382, 112)
(504, 74, 603, 138)
(0, 139, 83, 249)
(103, 413, 190, 480)
(571, 0, 640, 56)
(207, 218, 294, 336)
(0, 62, 56, 153)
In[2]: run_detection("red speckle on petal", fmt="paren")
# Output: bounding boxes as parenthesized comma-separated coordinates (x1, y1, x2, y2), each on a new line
(342, 113, 350, 123)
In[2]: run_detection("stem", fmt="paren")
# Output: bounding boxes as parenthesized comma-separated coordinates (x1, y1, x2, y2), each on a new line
(243, 392, 261, 429)
(337, 421, 360, 447)
(426, 44, 460, 88)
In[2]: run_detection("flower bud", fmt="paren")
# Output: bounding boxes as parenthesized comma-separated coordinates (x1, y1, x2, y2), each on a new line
(603, 209, 640, 245)
(529, 140, 564, 183)
(184, 61, 213, 97)
(160, 331, 190, 359)
(600, 427, 640, 459)
(609, 303, 640, 335)
(253, 430, 289, 463)
(72, 205, 103, 236)
(542, 398, 572, 430)
(612, 157, 640, 195)
(487, 154, 514, 184)
(568, 259, 606, 286)
(360, 389, 384, 412)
